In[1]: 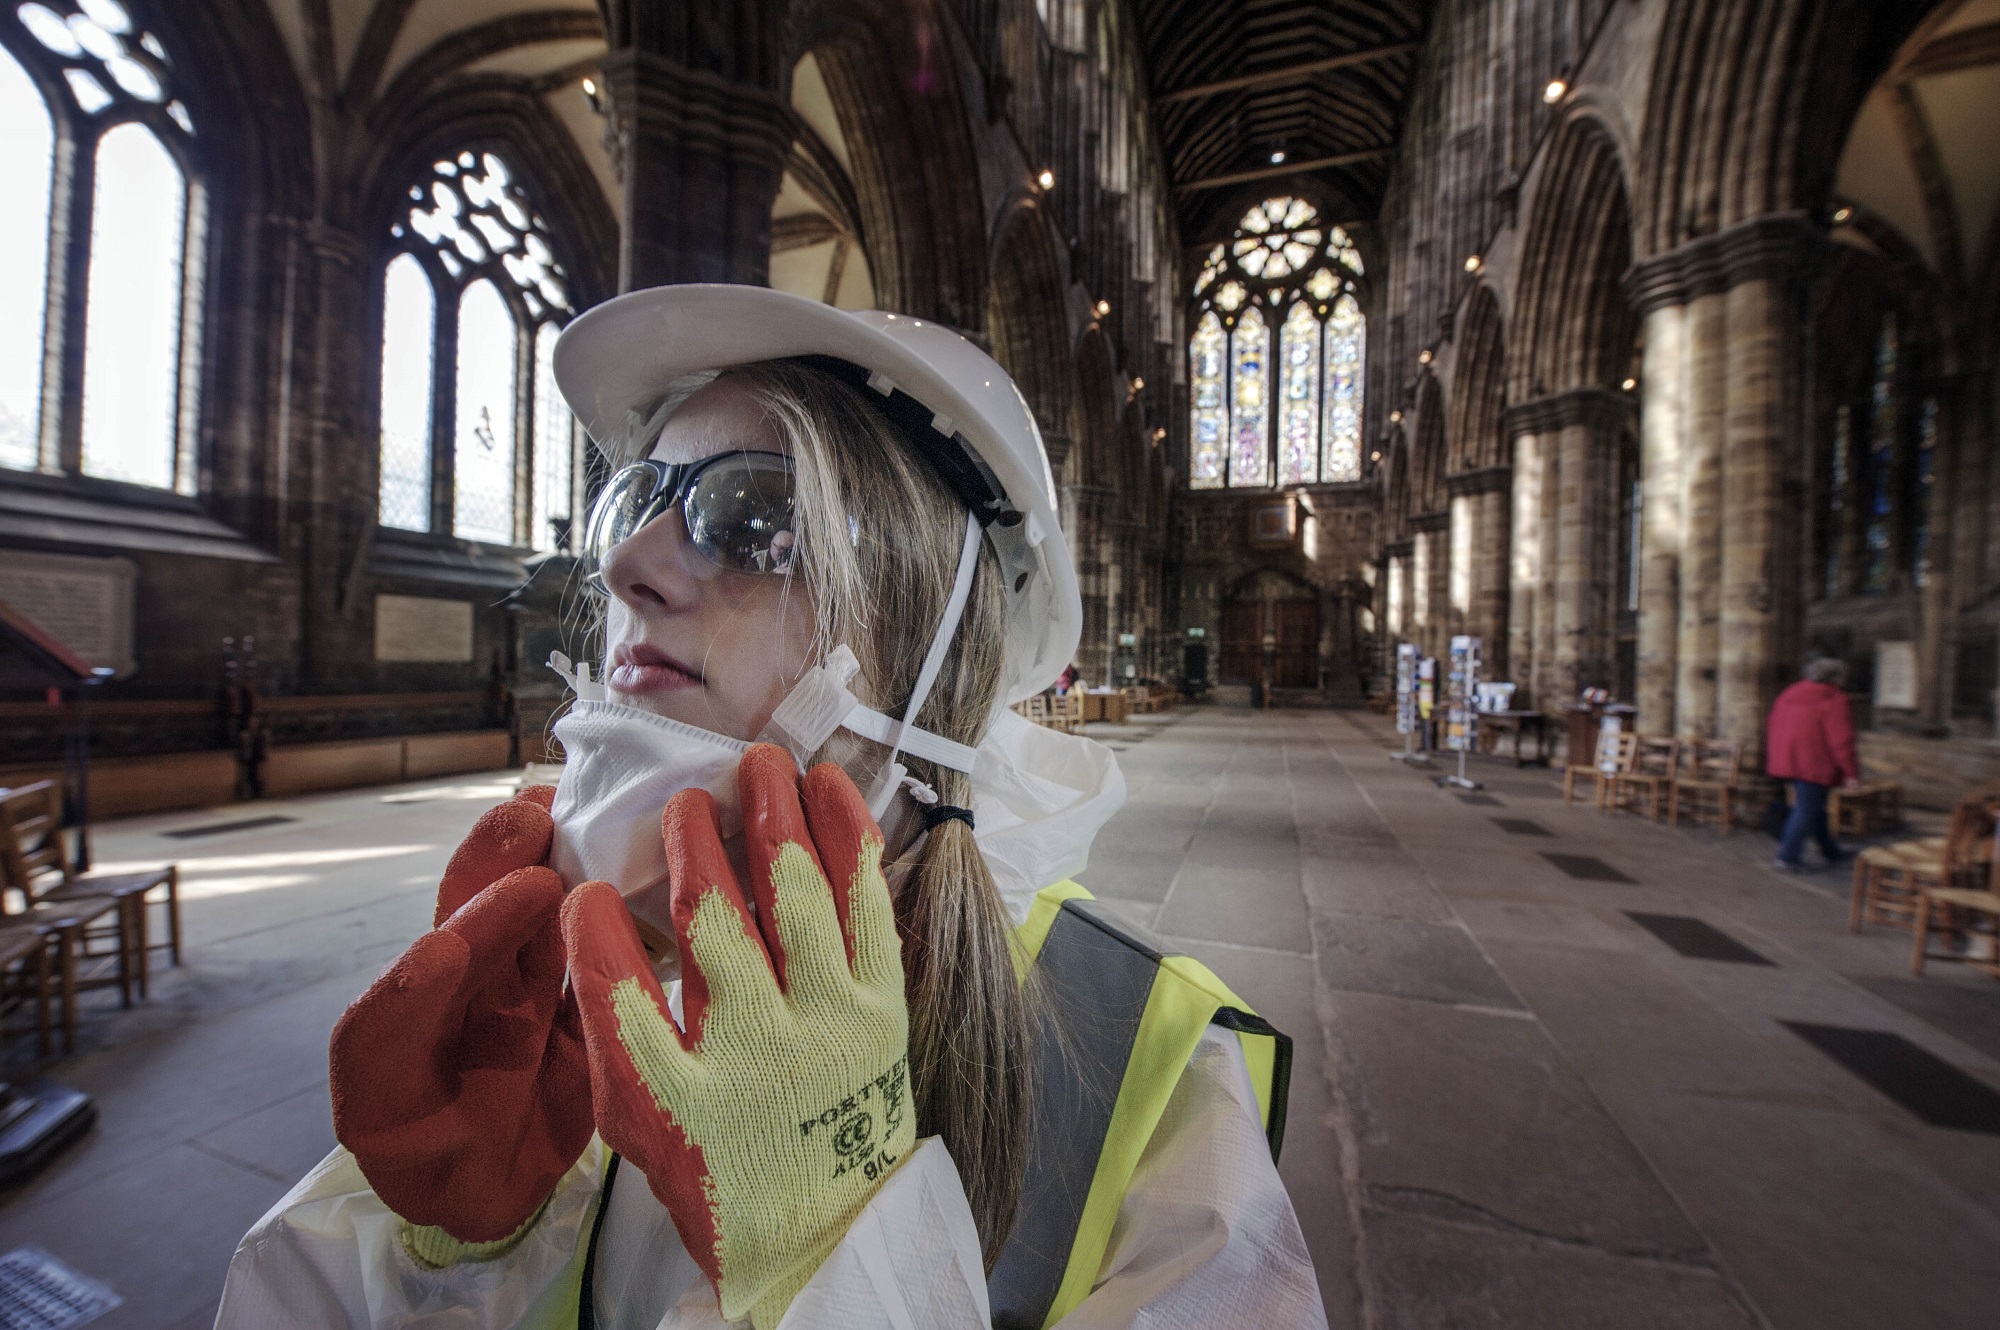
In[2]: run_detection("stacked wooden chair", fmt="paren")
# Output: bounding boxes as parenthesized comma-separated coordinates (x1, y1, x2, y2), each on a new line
(1908, 795, 2000, 979)
(0, 781, 179, 1051)
(1669, 739, 1742, 832)
(1563, 730, 1635, 809)
(1609, 736, 1680, 821)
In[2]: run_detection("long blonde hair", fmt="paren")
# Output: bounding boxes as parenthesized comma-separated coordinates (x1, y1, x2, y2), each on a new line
(655, 358, 1031, 1262)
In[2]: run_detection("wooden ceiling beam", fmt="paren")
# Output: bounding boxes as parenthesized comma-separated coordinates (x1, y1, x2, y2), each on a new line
(1175, 147, 1392, 192)
(1154, 42, 1419, 104)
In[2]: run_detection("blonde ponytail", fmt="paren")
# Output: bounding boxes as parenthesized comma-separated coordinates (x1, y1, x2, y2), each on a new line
(725, 359, 1033, 1260)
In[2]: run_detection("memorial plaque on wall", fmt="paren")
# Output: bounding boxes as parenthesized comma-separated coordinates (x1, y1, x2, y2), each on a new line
(0, 550, 138, 676)
(1874, 640, 1917, 710)
(374, 594, 475, 663)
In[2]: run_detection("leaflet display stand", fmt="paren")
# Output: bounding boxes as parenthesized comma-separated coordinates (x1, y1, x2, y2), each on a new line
(1389, 643, 1430, 764)
(1435, 634, 1483, 790)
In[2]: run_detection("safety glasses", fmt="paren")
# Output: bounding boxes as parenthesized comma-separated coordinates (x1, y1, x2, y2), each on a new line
(582, 451, 799, 594)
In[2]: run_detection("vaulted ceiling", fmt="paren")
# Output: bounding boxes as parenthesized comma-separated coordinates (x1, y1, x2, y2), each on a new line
(1129, 0, 1428, 244)
(262, 0, 617, 211)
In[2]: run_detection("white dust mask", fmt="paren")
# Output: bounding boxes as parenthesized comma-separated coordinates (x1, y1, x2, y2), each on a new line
(546, 655, 749, 901)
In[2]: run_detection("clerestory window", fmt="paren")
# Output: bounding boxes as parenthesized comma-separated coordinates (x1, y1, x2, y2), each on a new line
(2, 0, 203, 491)
(1189, 196, 1365, 490)
(377, 150, 579, 551)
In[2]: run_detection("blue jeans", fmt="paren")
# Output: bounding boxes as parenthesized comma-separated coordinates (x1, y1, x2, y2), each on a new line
(1779, 781, 1843, 865)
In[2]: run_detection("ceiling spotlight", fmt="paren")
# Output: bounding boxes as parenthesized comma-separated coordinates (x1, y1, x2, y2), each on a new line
(1464, 254, 1482, 273)
(1130, 376, 1145, 391)
(1622, 377, 1638, 391)
(581, 77, 596, 96)
(1094, 299, 1111, 317)
(1390, 410, 1403, 423)
(1037, 168, 1056, 190)
(1270, 149, 1287, 165)
(1418, 348, 1433, 365)
(1832, 206, 1854, 224)
(1543, 77, 1567, 103)
(1370, 450, 1382, 462)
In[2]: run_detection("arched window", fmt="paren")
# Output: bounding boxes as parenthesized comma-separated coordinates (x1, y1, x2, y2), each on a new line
(378, 151, 578, 550)
(3, 0, 201, 490)
(1864, 316, 1898, 593)
(1188, 197, 1364, 489)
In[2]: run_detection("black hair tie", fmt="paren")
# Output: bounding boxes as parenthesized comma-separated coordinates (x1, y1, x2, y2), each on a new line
(919, 803, 975, 833)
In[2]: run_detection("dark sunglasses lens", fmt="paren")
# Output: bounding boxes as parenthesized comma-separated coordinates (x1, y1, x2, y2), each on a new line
(686, 455, 799, 575)
(583, 464, 668, 583)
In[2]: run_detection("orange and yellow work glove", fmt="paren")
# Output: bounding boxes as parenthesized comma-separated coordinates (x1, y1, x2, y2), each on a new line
(562, 745, 915, 1328)
(329, 786, 593, 1248)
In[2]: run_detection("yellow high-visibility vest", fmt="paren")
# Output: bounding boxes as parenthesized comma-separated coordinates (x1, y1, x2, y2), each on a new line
(988, 882, 1291, 1328)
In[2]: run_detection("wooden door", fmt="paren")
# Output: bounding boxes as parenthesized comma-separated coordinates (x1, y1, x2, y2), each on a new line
(1219, 602, 1262, 683)
(1275, 599, 1319, 688)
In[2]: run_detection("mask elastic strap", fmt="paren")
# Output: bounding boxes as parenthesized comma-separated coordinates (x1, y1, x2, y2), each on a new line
(866, 511, 981, 818)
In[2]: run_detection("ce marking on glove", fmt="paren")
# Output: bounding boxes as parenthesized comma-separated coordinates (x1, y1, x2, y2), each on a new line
(801, 1057, 909, 1183)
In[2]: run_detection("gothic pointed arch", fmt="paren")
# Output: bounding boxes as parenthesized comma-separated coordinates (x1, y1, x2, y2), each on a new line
(1447, 285, 1508, 475)
(1510, 115, 1636, 401)
(987, 201, 1073, 452)
(790, 0, 988, 327)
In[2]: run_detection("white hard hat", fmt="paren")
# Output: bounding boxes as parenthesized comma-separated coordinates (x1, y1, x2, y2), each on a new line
(554, 284, 1082, 705)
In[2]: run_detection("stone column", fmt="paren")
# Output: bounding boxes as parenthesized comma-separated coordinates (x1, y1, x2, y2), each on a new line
(1507, 391, 1631, 701)
(1508, 432, 1542, 700)
(1448, 466, 1511, 672)
(1715, 219, 1820, 759)
(1680, 290, 1727, 736)
(600, 49, 795, 290)
(1634, 304, 1685, 733)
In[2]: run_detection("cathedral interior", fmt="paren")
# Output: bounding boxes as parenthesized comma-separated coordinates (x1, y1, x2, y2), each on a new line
(3, 0, 2000, 1326)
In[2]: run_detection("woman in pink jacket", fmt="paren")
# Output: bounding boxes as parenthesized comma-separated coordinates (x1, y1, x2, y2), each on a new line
(1765, 657, 1860, 871)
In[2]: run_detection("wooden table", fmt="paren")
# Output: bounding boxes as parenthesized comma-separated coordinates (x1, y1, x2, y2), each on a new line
(1831, 781, 1905, 837)
(1080, 691, 1130, 724)
(1476, 711, 1550, 767)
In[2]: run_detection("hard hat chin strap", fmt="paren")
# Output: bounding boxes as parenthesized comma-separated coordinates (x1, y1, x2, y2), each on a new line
(864, 511, 983, 816)
(759, 511, 984, 818)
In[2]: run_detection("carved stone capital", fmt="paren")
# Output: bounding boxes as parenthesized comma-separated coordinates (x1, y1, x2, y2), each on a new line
(1503, 387, 1634, 437)
(1446, 465, 1512, 498)
(1410, 510, 1451, 534)
(1623, 212, 1826, 314)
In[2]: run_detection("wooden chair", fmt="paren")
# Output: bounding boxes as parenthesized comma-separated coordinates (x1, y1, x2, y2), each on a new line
(1609, 736, 1680, 821)
(1563, 730, 1635, 808)
(1910, 800, 2000, 974)
(1852, 800, 1992, 935)
(1670, 739, 1741, 832)
(0, 781, 176, 1001)
(1052, 692, 1083, 735)
(0, 923, 60, 1057)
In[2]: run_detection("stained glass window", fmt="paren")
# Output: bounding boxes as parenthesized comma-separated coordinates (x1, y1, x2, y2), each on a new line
(0, 45, 53, 472)
(1914, 396, 1935, 589)
(79, 122, 185, 489)
(1864, 317, 1897, 593)
(378, 254, 435, 531)
(1278, 301, 1319, 485)
(1230, 306, 1270, 488)
(1190, 312, 1225, 489)
(1323, 294, 1364, 482)
(380, 150, 576, 543)
(1825, 405, 1848, 598)
(1187, 195, 1366, 489)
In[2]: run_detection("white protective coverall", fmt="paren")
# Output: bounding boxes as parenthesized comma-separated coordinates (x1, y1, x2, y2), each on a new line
(214, 712, 1329, 1329)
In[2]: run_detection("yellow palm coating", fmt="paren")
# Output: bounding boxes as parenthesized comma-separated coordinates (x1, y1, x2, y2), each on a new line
(607, 835, 912, 1326)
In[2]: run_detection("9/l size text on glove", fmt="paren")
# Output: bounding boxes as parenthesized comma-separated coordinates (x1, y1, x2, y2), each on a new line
(565, 746, 916, 1330)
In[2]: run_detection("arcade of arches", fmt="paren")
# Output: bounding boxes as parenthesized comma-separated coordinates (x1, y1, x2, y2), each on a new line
(8, 2, 2000, 1327)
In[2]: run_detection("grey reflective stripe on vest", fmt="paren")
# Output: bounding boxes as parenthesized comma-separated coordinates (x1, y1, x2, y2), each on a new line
(988, 900, 1160, 1330)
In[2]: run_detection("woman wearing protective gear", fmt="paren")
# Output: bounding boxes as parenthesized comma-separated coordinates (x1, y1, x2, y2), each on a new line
(216, 286, 1327, 1329)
